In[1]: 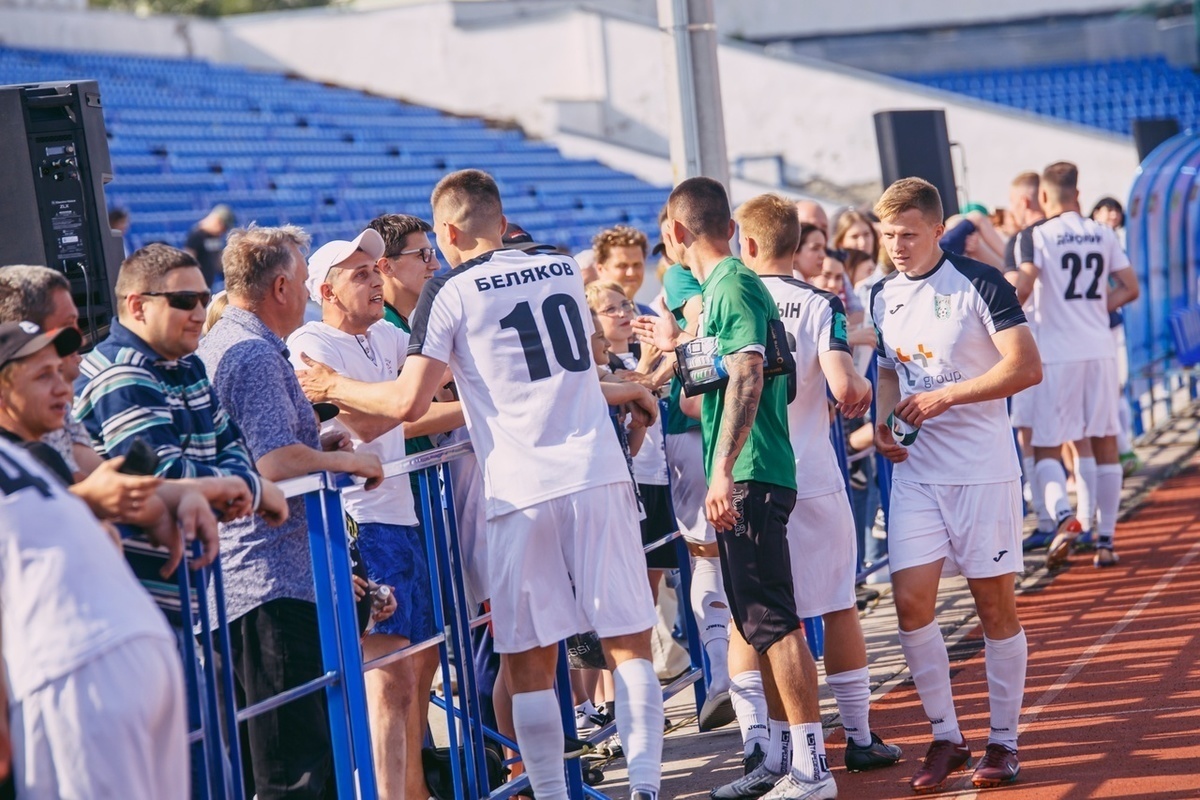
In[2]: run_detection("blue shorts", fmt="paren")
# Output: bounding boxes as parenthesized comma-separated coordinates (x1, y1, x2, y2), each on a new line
(354, 522, 437, 642)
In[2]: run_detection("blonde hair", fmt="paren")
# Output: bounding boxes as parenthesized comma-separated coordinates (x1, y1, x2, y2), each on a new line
(203, 291, 229, 334)
(875, 178, 944, 225)
(734, 194, 800, 261)
(584, 280, 627, 312)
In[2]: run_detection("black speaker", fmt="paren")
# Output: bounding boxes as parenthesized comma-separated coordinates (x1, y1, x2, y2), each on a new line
(0, 80, 122, 344)
(873, 109, 959, 220)
(1132, 117, 1180, 162)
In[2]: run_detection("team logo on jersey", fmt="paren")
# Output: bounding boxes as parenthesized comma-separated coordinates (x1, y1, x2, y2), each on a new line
(934, 294, 952, 319)
(894, 344, 934, 367)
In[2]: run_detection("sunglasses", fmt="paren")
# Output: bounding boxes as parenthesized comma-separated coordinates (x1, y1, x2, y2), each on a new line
(397, 247, 435, 264)
(140, 291, 212, 311)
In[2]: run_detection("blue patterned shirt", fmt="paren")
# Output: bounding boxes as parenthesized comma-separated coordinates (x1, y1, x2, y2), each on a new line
(198, 307, 320, 621)
(73, 319, 262, 501)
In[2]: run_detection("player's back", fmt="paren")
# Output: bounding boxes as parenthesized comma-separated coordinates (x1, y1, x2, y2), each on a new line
(760, 274, 848, 499)
(408, 248, 629, 518)
(1023, 212, 1122, 363)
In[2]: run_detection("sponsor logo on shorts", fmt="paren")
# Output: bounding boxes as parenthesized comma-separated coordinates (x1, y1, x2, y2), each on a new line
(993, 549, 1008, 562)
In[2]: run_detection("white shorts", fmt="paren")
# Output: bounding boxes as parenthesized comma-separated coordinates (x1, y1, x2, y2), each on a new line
(487, 482, 658, 653)
(1009, 385, 1036, 430)
(888, 478, 1023, 579)
(1030, 358, 1121, 447)
(666, 430, 716, 545)
(787, 489, 857, 617)
(12, 635, 188, 800)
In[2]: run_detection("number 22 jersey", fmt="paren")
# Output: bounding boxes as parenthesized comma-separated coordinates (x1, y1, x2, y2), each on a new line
(1018, 211, 1131, 364)
(408, 248, 630, 518)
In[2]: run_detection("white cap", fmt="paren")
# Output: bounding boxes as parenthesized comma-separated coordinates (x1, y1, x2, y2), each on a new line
(306, 228, 386, 303)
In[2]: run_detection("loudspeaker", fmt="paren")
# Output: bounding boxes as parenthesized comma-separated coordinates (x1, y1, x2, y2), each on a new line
(1132, 117, 1180, 162)
(0, 80, 123, 344)
(873, 109, 959, 220)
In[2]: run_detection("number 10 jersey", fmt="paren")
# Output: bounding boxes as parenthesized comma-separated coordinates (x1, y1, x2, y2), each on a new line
(408, 248, 630, 519)
(1017, 211, 1132, 364)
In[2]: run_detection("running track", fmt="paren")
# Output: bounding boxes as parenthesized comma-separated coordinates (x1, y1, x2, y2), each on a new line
(834, 453, 1200, 799)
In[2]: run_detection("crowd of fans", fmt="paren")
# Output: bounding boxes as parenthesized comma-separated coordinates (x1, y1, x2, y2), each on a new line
(0, 158, 1137, 800)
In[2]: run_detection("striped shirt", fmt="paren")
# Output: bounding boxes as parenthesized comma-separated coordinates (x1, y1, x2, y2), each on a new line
(73, 319, 262, 506)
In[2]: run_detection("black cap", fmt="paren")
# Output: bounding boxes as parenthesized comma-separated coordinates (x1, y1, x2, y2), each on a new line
(502, 222, 557, 255)
(0, 322, 82, 370)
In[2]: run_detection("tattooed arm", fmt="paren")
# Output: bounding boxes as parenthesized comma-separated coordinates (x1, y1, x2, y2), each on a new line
(705, 351, 764, 531)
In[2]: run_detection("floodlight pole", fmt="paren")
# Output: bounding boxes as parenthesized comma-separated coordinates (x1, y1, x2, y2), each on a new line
(657, 0, 731, 188)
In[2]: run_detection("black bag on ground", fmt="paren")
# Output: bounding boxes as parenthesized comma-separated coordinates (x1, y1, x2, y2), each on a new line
(422, 741, 508, 800)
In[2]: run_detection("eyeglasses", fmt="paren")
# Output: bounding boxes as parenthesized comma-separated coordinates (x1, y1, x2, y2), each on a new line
(139, 291, 212, 311)
(397, 247, 435, 264)
(598, 300, 637, 317)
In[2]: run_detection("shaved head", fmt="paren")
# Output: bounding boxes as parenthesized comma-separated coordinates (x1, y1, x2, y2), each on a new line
(795, 199, 829, 235)
(431, 169, 504, 236)
(667, 177, 732, 241)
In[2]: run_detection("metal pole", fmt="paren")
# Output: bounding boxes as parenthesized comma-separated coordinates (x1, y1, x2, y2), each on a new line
(657, 0, 731, 187)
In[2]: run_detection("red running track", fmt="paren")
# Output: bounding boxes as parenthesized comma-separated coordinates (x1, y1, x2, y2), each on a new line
(834, 454, 1200, 799)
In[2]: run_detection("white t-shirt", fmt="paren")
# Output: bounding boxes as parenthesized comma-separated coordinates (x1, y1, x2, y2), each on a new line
(870, 253, 1026, 486)
(0, 440, 173, 701)
(615, 351, 669, 486)
(408, 249, 631, 518)
(761, 275, 851, 500)
(1018, 211, 1132, 364)
(288, 320, 418, 527)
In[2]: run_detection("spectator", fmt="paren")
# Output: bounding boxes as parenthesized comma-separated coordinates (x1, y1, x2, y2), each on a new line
(0, 265, 98, 478)
(594, 225, 650, 307)
(795, 199, 830, 235)
(832, 209, 879, 260)
(186, 204, 236, 289)
(73, 244, 284, 519)
(203, 291, 228, 335)
(1090, 197, 1125, 231)
(792, 223, 827, 283)
(198, 224, 384, 800)
(109, 207, 131, 256)
(288, 228, 441, 799)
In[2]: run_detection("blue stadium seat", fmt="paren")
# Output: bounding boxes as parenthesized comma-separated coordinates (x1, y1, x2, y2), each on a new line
(0, 44, 670, 254)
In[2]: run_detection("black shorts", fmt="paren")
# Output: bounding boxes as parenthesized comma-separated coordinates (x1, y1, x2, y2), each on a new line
(639, 483, 679, 569)
(716, 480, 800, 654)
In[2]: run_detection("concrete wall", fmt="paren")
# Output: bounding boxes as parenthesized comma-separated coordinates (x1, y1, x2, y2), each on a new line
(0, 6, 225, 59)
(712, 0, 1140, 40)
(0, 1, 1141, 208)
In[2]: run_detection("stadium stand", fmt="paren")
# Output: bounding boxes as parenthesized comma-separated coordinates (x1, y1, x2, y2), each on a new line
(0, 45, 670, 253)
(898, 56, 1200, 137)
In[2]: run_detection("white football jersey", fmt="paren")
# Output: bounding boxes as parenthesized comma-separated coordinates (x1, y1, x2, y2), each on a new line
(761, 275, 851, 500)
(871, 253, 1026, 485)
(0, 440, 173, 701)
(1018, 211, 1132, 364)
(408, 249, 631, 518)
(615, 350, 669, 486)
(288, 320, 418, 527)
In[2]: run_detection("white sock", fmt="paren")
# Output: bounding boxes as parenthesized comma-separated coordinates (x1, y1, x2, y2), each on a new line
(984, 629, 1027, 750)
(511, 689, 568, 800)
(613, 658, 664, 796)
(765, 718, 790, 773)
(1020, 454, 1035, 504)
(826, 666, 872, 747)
(1096, 463, 1123, 547)
(898, 621, 961, 744)
(1075, 455, 1097, 532)
(730, 670, 769, 756)
(691, 556, 731, 691)
(789, 722, 830, 782)
(1029, 453, 1053, 530)
(1036, 458, 1073, 524)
